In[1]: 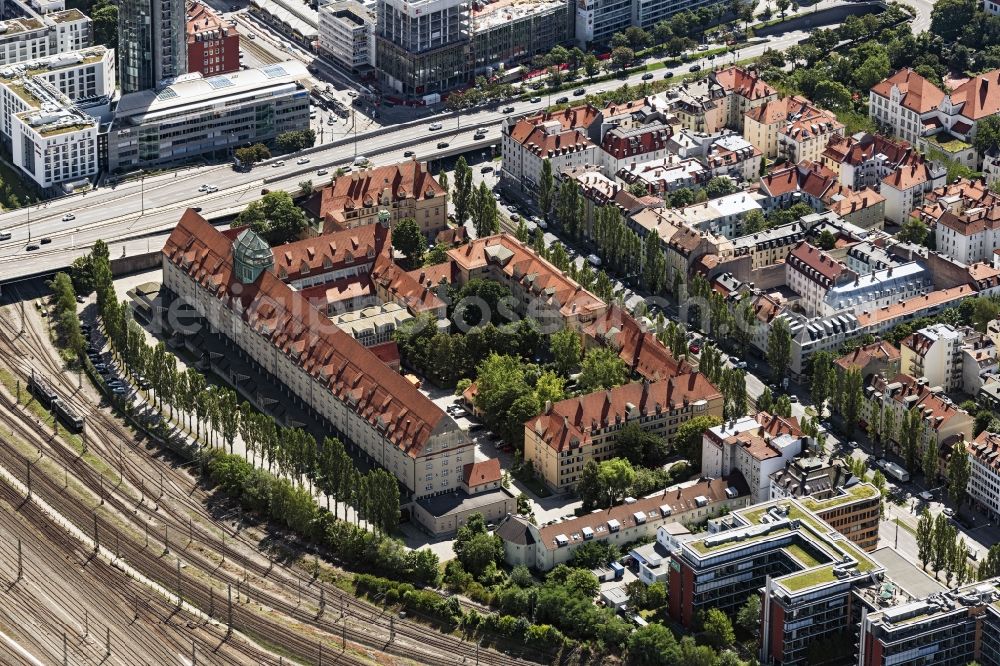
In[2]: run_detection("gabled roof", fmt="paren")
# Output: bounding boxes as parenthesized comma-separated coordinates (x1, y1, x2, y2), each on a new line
(787, 241, 846, 286)
(273, 223, 386, 282)
(871, 68, 945, 114)
(463, 459, 501, 487)
(868, 373, 970, 432)
(713, 66, 777, 101)
(835, 340, 901, 372)
(162, 209, 450, 458)
(948, 69, 1000, 120)
(582, 304, 693, 381)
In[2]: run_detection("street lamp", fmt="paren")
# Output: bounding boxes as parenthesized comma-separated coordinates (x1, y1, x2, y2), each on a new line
(140, 170, 146, 214)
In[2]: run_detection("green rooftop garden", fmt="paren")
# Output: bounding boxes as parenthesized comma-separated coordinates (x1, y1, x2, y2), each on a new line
(688, 526, 793, 554)
(7, 83, 40, 108)
(786, 543, 825, 568)
(781, 565, 837, 591)
(927, 135, 972, 153)
(799, 483, 880, 513)
(834, 539, 876, 573)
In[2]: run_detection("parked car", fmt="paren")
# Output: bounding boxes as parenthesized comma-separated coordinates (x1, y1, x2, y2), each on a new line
(789, 395, 799, 403)
(689, 343, 701, 354)
(943, 507, 955, 517)
(480, 165, 493, 173)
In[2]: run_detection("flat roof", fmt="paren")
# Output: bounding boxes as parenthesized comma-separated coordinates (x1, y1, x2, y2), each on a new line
(115, 61, 308, 118)
(868, 546, 946, 599)
(415, 486, 515, 518)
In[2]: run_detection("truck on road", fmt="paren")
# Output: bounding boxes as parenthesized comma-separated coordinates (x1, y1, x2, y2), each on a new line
(882, 460, 910, 483)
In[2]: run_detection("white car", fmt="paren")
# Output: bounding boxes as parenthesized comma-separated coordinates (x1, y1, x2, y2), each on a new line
(296, 157, 310, 165)
(62, 213, 75, 221)
(316, 168, 329, 176)
(205, 185, 218, 193)
(428, 123, 443, 131)
(248, 33, 255, 39)
(272, 160, 285, 167)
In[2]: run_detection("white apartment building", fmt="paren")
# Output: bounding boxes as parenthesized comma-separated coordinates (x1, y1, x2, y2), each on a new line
(963, 337, 997, 395)
(821, 261, 932, 317)
(968, 431, 1000, 522)
(0, 46, 116, 103)
(705, 133, 761, 182)
(987, 0, 1000, 14)
(0, 9, 92, 67)
(701, 414, 805, 503)
(785, 241, 850, 317)
(108, 62, 310, 171)
(900, 323, 967, 391)
(574, 0, 631, 46)
(659, 191, 765, 238)
(615, 155, 708, 195)
(936, 207, 1000, 265)
(861, 374, 974, 454)
(501, 106, 601, 194)
(13, 102, 97, 188)
(318, 0, 374, 72)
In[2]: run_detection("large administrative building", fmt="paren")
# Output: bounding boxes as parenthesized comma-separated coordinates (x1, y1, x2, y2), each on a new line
(160, 210, 513, 534)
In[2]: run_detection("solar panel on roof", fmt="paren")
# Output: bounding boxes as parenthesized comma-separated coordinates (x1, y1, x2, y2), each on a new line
(262, 64, 288, 79)
(156, 87, 178, 100)
(206, 76, 234, 90)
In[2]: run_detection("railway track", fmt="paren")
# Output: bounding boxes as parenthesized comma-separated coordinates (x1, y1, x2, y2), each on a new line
(0, 298, 535, 666)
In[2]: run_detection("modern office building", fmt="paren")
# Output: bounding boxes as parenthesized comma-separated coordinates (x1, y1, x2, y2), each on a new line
(186, 0, 239, 77)
(471, 0, 567, 74)
(668, 496, 884, 666)
(859, 579, 1000, 666)
(118, 0, 186, 92)
(375, 0, 470, 98)
(318, 0, 375, 73)
(108, 62, 310, 171)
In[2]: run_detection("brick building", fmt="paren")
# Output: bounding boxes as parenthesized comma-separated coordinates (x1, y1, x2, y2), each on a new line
(186, 1, 239, 76)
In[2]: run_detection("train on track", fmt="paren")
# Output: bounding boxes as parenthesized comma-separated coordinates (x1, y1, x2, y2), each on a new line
(28, 371, 85, 432)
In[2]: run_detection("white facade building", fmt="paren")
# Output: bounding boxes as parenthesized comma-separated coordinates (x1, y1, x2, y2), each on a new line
(900, 323, 967, 391)
(318, 1, 374, 72)
(968, 431, 1000, 522)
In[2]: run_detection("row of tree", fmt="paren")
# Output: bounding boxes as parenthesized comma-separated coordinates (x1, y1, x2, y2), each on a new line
(48, 272, 86, 357)
(89, 241, 401, 536)
(916, 509, 974, 585)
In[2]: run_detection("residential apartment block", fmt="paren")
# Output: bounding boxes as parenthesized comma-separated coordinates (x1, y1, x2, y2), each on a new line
(375, 0, 469, 97)
(743, 95, 843, 163)
(496, 474, 750, 570)
(501, 105, 600, 195)
(862, 373, 974, 455)
(186, 0, 239, 77)
(701, 413, 806, 503)
(318, 1, 374, 73)
(160, 211, 517, 535)
(900, 323, 968, 391)
(525, 373, 723, 492)
(0, 9, 92, 67)
(967, 430, 1000, 523)
(302, 159, 447, 238)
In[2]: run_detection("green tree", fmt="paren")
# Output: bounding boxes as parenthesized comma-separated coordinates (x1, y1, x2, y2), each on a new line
(932, 512, 951, 575)
(626, 624, 681, 666)
(616, 422, 669, 468)
(703, 608, 735, 650)
(391, 218, 427, 268)
(539, 159, 555, 222)
(236, 191, 308, 245)
(578, 346, 628, 392)
(974, 116, 1000, 156)
(923, 439, 939, 483)
(611, 46, 636, 70)
(810, 351, 837, 410)
(550, 328, 582, 376)
(453, 157, 473, 226)
(454, 514, 503, 579)
(817, 229, 837, 250)
(767, 318, 793, 380)
(234, 143, 270, 166)
(673, 415, 723, 467)
(68, 255, 96, 296)
(839, 367, 864, 435)
(705, 177, 737, 198)
(91, 0, 118, 51)
(577, 460, 603, 511)
(948, 443, 971, 508)
(897, 217, 929, 246)
(916, 508, 934, 569)
(741, 209, 769, 234)
(471, 181, 499, 237)
(736, 594, 761, 637)
(757, 386, 774, 413)
(930, 0, 977, 42)
(598, 458, 637, 506)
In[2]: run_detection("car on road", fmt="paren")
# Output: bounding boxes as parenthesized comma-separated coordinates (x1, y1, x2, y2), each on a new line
(943, 507, 955, 517)
(689, 64, 702, 72)
(62, 213, 75, 221)
(353, 155, 368, 165)
(555, 96, 569, 104)
(481, 165, 493, 173)
(404, 150, 415, 157)
(429, 123, 443, 131)
(734, 360, 747, 369)
(25, 243, 38, 251)
(641, 72, 654, 80)
(503, 106, 515, 113)
(789, 395, 799, 403)
(587, 254, 602, 267)
(919, 491, 933, 501)
(510, 213, 520, 222)
(40, 237, 51, 244)
(316, 168, 328, 176)
(689, 343, 701, 354)
(530, 96, 541, 103)
(272, 160, 285, 167)
(473, 133, 486, 140)
(0, 232, 10, 240)
(573, 88, 586, 96)
(848, 441, 858, 449)
(437, 142, 449, 149)
(326, 117, 336, 125)
(111, 386, 127, 395)
(297, 157, 310, 165)
(248, 33, 255, 39)
(347, 90, 358, 97)
(697, 44, 709, 51)
(663, 71, 674, 79)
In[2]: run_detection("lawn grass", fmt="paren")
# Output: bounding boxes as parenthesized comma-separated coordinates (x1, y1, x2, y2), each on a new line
(786, 543, 823, 568)
(781, 565, 836, 591)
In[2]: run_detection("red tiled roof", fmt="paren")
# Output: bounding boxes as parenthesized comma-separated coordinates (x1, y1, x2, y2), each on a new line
(303, 160, 445, 230)
(787, 241, 845, 285)
(369, 253, 447, 314)
(969, 430, 1000, 474)
(162, 210, 448, 458)
(186, 0, 235, 39)
(273, 223, 386, 283)
(835, 341, 901, 372)
(528, 372, 722, 452)
(601, 124, 672, 160)
(463, 459, 501, 486)
(869, 373, 971, 432)
(713, 66, 778, 101)
(582, 305, 694, 381)
(856, 286, 975, 327)
(882, 163, 933, 191)
(948, 69, 1000, 121)
(871, 68, 945, 114)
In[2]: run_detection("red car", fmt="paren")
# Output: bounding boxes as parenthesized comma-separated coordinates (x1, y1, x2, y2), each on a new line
(689, 343, 701, 354)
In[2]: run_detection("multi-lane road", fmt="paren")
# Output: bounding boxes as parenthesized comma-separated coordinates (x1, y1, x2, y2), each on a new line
(0, 0, 936, 284)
